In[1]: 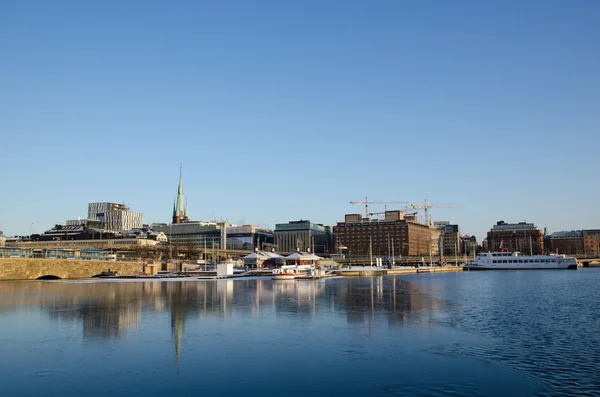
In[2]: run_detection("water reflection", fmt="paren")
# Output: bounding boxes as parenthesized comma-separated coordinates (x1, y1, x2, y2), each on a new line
(0, 276, 563, 397)
(0, 277, 440, 344)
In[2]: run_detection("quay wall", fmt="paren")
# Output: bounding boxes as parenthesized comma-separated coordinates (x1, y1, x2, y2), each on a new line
(335, 266, 463, 277)
(0, 258, 143, 280)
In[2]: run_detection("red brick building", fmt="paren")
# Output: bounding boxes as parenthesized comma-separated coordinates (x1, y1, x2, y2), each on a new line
(333, 211, 440, 257)
(486, 221, 544, 255)
(546, 231, 584, 255)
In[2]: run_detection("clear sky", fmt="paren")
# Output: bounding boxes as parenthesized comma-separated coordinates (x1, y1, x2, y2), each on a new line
(1, 0, 599, 242)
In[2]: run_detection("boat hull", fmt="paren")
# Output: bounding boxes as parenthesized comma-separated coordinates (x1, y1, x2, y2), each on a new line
(271, 274, 299, 280)
(464, 264, 578, 271)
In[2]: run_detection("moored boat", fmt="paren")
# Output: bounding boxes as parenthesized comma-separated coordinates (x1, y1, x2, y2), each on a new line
(271, 265, 312, 280)
(464, 251, 578, 270)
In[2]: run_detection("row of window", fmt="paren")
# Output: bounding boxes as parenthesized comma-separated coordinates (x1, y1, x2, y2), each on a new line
(338, 233, 405, 237)
(492, 259, 556, 263)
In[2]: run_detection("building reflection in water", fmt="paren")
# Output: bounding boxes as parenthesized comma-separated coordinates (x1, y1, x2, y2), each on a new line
(0, 277, 442, 360)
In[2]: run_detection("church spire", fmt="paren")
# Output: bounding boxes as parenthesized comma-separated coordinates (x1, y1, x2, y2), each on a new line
(178, 164, 184, 196)
(172, 165, 189, 224)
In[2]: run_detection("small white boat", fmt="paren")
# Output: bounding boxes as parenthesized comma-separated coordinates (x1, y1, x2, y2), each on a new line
(271, 265, 313, 280)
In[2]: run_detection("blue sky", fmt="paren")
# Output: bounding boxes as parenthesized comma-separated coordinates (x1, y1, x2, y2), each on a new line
(1, 0, 599, 242)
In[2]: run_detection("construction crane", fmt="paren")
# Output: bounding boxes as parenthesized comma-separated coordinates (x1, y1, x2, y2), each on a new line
(410, 199, 463, 225)
(350, 197, 408, 218)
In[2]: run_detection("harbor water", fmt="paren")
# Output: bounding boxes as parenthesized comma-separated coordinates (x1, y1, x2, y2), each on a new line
(0, 270, 599, 396)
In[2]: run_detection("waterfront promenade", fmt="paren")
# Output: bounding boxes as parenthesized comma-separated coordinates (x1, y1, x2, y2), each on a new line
(0, 257, 463, 281)
(2, 256, 594, 281)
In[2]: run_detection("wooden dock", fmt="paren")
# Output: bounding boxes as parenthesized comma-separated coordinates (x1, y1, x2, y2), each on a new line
(334, 266, 463, 277)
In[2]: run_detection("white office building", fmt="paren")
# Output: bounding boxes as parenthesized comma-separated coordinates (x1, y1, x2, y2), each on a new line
(88, 202, 143, 232)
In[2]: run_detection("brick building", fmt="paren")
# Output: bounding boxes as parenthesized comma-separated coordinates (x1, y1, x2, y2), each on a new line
(545, 231, 584, 255)
(333, 211, 440, 257)
(486, 221, 544, 255)
(582, 230, 600, 255)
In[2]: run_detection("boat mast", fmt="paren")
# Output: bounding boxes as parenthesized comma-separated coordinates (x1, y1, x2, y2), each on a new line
(369, 236, 373, 266)
(312, 236, 315, 266)
(529, 235, 533, 255)
(391, 236, 395, 266)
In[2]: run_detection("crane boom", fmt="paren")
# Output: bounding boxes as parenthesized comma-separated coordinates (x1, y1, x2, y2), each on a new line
(350, 196, 408, 218)
(410, 199, 463, 225)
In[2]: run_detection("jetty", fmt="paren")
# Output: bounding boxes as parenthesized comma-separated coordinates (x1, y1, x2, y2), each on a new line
(332, 265, 463, 277)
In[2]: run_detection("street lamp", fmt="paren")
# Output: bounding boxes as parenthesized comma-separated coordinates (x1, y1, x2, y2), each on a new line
(52, 237, 60, 258)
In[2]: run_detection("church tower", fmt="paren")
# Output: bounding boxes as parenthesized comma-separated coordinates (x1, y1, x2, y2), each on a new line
(172, 165, 190, 224)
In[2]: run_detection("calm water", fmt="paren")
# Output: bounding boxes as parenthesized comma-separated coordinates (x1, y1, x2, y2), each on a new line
(1, 270, 599, 396)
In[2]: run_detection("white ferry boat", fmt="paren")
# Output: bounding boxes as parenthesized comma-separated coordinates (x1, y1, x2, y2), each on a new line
(464, 251, 578, 270)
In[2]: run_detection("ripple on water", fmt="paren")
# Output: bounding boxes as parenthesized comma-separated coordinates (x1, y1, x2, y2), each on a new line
(422, 270, 600, 397)
(33, 369, 65, 377)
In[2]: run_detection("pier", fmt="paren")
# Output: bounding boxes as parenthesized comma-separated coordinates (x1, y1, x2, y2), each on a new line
(334, 266, 463, 277)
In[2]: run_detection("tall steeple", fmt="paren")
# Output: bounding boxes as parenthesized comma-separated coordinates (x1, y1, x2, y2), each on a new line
(172, 165, 189, 224)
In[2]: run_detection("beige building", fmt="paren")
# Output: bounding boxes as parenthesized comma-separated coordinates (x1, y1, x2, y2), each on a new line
(462, 235, 478, 257)
(439, 224, 461, 257)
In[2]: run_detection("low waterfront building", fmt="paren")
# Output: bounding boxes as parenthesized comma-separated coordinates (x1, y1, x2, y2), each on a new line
(65, 218, 104, 228)
(151, 222, 274, 251)
(333, 211, 440, 258)
(0, 231, 5, 248)
(31, 223, 165, 248)
(38, 224, 115, 241)
(127, 227, 168, 242)
(152, 221, 225, 250)
(486, 221, 544, 255)
(274, 220, 332, 254)
(241, 251, 285, 269)
(546, 231, 584, 255)
(284, 251, 322, 266)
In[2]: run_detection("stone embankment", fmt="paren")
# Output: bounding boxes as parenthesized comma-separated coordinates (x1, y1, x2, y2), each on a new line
(0, 258, 143, 280)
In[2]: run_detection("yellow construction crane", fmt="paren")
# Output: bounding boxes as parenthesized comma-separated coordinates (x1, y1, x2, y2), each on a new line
(410, 199, 463, 225)
(350, 197, 408, 218)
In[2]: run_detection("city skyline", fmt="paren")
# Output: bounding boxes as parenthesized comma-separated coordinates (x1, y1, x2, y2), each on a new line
(2, 1, 599, 242)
